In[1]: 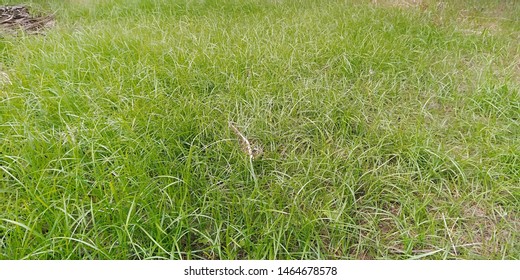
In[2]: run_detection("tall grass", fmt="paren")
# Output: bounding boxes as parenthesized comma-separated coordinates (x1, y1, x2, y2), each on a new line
(0, 0, 519, 259)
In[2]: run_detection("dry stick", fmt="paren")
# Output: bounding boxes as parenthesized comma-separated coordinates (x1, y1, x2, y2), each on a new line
(229, 121, 254, 159)
(0, 14, 15, 24)
(0, 6, 55, 33)
(229, 121, 258, 187)
(25, 16, 55, 31)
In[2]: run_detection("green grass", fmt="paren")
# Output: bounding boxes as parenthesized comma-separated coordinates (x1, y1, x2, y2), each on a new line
(0, 0, 519, 259)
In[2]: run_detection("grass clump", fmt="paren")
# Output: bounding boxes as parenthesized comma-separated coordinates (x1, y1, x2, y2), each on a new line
(0, 0, 519, 259)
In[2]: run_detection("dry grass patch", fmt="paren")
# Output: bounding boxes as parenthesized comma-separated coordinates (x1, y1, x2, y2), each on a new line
(371, 0, 427, 9)
(456, 203, 519, 258)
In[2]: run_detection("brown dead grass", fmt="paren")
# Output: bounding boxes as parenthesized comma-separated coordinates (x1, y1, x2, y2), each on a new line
(455, 203, 519, 257)
(427, 201, 520, 258)
(371, 0, 427, 9)
(371, 0, 518, 37)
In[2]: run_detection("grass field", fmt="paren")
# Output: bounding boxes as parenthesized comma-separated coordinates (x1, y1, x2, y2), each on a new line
(0, 0, 519, 259)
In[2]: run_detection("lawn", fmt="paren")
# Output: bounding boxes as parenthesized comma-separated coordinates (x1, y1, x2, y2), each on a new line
(0, 0, 519, 259)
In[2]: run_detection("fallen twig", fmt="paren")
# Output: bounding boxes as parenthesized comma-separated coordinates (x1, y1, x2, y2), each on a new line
(228, 121, 260, 187)
(228, 121, 254, 160)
